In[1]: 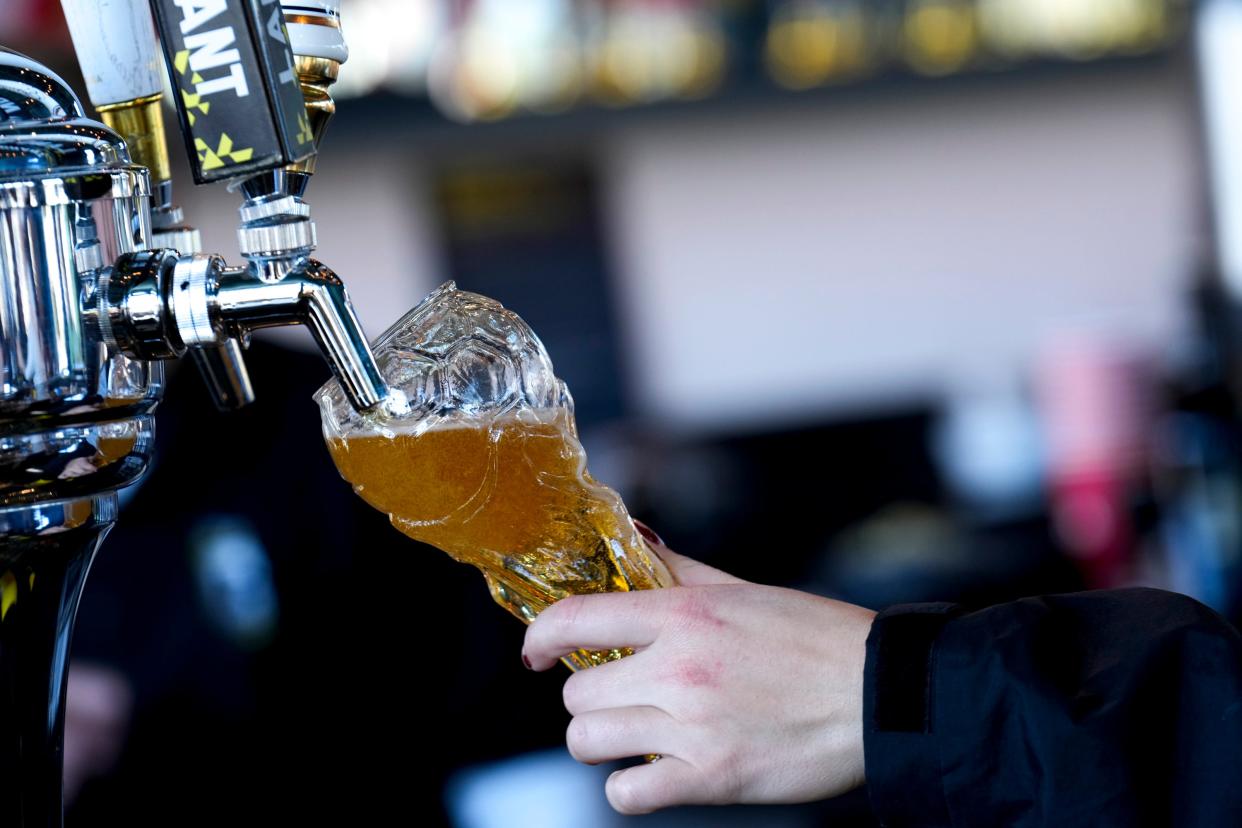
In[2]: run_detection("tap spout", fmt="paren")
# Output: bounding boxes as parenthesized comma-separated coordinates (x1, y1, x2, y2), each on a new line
(97, 250, 388, 414)
(211, 259, 388, 412)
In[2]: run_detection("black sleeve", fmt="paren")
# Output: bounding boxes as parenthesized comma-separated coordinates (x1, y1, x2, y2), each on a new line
(862, 588, 1242, 828)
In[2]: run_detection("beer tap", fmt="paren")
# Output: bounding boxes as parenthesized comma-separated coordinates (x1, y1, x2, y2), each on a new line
(0, 2, 386, 824)
(60, 0, 255, 410)
(67, 0, 388, 414)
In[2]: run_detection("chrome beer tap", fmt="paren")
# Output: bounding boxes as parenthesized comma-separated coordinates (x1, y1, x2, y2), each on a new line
(66, 0, 387, 413)
(0, 48, 158, 828)
(0, 2, 385, 824)
(59, 0, 256, 411)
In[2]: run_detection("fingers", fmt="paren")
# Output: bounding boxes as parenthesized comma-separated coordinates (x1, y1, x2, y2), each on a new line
(655, 548, 744, 587)
(560, 650, 659, 715)
(605, 756, 711, 815)
(523, 591, 668, 671)
(566, 706, 677, 764)
(522, 523, 746, 669)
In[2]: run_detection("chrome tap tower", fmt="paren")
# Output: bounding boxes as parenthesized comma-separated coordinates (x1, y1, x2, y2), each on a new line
(0, 3, 385, 824)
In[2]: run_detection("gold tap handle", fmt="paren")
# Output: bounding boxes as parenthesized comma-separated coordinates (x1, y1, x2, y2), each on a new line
(58, 0, 174, 203)
(282, 1, 347, 177)
(287, 55, 340, 176)
(96, 94, 173, 196)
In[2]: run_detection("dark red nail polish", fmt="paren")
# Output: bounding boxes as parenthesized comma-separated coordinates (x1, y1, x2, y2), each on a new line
(634, 520, 664, 548)
(522, 654, 533, 670)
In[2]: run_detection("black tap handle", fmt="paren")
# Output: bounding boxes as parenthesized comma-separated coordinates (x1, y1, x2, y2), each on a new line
(148, 0, 314, 184)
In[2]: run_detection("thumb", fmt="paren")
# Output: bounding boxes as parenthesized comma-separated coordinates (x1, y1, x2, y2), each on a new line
(634, 520, 744, 587)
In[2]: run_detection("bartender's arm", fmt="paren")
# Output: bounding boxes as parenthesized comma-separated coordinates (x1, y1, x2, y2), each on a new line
(522, 536, 1242, 826)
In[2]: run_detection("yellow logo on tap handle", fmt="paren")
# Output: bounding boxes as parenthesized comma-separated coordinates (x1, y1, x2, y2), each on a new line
(174, 49, 212, 126)
(195, 133, 255, 170)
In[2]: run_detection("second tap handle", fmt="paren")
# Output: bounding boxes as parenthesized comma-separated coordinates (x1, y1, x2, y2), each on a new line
(60, 0, 173, 203)
(59, 0, 162, 108)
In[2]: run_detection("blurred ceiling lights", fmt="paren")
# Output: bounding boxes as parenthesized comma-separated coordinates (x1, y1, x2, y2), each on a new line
(334, 0, 1183, 121)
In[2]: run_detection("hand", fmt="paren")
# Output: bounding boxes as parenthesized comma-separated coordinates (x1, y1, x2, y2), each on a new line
(58, 457, 97, 479)
(522, 533, 876, 815)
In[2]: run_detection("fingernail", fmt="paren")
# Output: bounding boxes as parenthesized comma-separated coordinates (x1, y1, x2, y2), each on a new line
(522, 653, 533, 670)
(634, 519, 664, 548)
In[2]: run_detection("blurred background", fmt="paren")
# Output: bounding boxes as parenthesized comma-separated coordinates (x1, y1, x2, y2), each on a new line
(9, 0, 1242, 824)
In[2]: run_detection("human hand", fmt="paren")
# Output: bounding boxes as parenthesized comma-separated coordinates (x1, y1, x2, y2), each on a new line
(522, 530, 876, 815)
(58, 457, 97, 479)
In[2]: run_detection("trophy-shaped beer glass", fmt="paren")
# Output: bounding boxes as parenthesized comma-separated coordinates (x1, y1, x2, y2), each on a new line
(315, 283, 675, 669)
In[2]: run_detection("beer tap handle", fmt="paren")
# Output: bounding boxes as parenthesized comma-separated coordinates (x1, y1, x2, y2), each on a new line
(60, 0, 258, 411)
(148, 0, 315, 184)
(280, 0, 345, 177)
(81, 2, 389, 415)
(58, 0, 162, 105)
(59, 0, 173, 207)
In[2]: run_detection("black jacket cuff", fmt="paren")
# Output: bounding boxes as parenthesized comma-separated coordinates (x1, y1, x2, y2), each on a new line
(863, 602, 963, 828)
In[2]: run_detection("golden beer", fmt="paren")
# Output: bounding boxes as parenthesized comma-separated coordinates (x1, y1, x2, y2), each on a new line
(326, 407, 674, 669)
(317, 282, 675, 670)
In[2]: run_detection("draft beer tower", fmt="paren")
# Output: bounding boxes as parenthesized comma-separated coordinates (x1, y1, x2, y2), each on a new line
(0, 2, 385, 824)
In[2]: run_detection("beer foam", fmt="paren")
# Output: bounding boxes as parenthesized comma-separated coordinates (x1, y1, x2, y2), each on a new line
(339, 407, 570, 441)
(379, 389, 412, 418)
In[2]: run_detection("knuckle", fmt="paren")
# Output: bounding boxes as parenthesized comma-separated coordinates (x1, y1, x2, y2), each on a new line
(530, 595, 588, 657)
(561, 673, 585, 714)
(665, 657, 723, 693)
(565, 716, 590, 761)
(677, 704, 705, 727)
(607, 771, 648, 815)
(675, 589, 707, 618)
(668, 589, 724, 636)
(550, 594, 589, 631)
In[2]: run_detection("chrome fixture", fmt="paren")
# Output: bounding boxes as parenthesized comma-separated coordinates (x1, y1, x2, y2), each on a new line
(0, 3, 385, 824)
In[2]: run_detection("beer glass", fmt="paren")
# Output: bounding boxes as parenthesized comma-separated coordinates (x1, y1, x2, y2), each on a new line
(315, 282, 675, 669)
